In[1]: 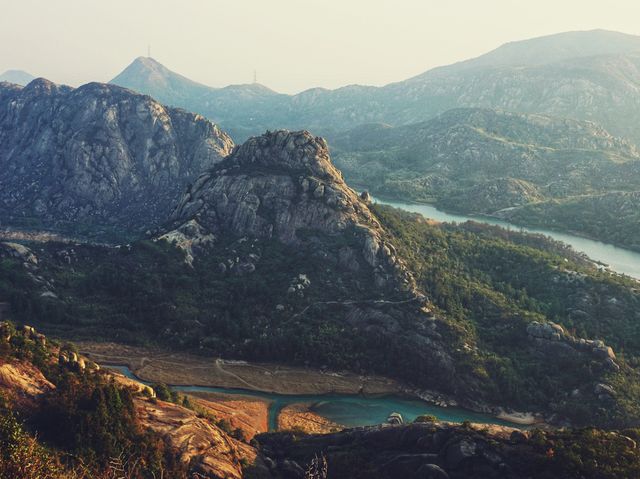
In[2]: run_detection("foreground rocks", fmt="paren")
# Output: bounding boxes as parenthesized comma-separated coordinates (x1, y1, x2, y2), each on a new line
(526, 320, 619, 370)
(254, 422, 640, 479)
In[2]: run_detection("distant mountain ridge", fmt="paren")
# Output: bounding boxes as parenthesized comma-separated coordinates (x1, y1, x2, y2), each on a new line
(111, 57, 284, 140)
(0, 69, 36, 86)
(111, 56, 213, 103)
(331, 107, 640, 201)
(110, 30, 640, 143)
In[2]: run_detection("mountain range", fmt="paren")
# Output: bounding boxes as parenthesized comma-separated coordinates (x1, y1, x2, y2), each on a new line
(331, 107, 640, 204)
(107, 29, 640, 248)
(330, 107, 640, 250)
(2, 126, 639, 432)
(110, 29, 640, 144)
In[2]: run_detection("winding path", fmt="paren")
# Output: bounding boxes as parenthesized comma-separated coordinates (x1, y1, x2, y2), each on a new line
(292, 296, 423, 319)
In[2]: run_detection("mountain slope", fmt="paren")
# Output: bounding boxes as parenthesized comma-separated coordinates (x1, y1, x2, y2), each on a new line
(2, 131, 640, 428)
(332, 107, 640, 200)
(0, 78, 233, 240)
(387, 51, 640, 143)
(109, 30, 640, 143)
(110, 56, 214, 105)
(3, 321, 640, 479)
(0, 323, 258, 478)
(0, 69, 36, 85)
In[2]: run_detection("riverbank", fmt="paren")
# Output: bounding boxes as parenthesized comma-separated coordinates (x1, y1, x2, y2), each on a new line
(187, 391, 270, 440)
(373, 191, 639, 254)
(78, 341, 402, 396)
(371, 194, 640, 280)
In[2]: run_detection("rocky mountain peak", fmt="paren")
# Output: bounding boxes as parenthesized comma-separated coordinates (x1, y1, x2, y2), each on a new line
(226, 130, 337, 179)
(170, 129, 374, 241)
(166, 130, 416, 292)
(22, 77, 63, 95)
(124, 57, 172, 81)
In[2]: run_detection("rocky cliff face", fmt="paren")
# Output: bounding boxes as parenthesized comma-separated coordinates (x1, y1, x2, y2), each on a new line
(0, 78, 233, 239)
(167, 129, 415, 292)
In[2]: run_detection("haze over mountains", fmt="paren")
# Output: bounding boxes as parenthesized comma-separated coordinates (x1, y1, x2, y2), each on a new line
(106, 29, 640, 249)
(330, 108, 640, 249)
(110, 29, 640, 143)
(0, 69, 35, 86)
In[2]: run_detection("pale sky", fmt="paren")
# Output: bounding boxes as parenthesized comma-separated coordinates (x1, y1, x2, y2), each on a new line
(1, 0, 639, 94)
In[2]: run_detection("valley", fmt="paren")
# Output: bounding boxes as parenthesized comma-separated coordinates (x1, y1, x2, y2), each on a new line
(77, 342, 523, 431)
(2, 15, 640, 477)
(2, 130, 639, 432)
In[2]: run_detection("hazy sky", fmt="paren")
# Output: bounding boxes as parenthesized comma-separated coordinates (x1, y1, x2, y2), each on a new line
(1, 0, 639, 93)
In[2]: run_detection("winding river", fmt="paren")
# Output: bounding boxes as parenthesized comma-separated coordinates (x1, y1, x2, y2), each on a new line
(376, 198, 640, 280)
(107, 365, 517, 431)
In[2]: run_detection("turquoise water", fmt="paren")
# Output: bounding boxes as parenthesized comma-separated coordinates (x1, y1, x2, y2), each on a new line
(376, 198, 640, 280)
(106, 365, 517, 430)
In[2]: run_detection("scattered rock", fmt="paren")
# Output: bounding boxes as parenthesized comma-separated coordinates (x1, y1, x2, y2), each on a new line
(444, 438, 477, 469)
(387, 412, 404, 425)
